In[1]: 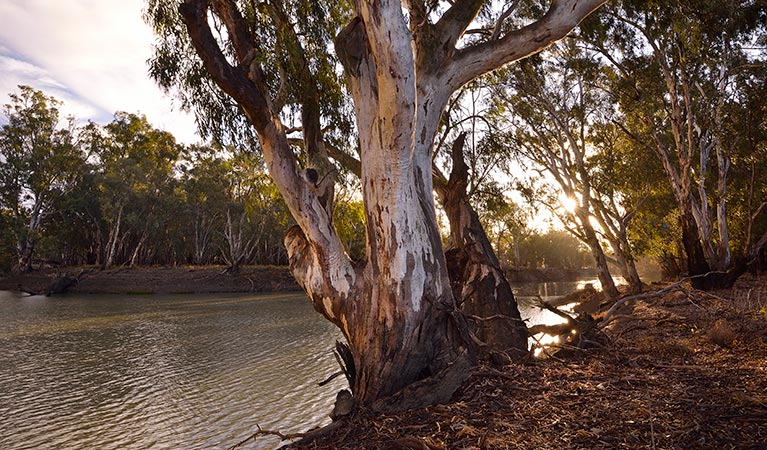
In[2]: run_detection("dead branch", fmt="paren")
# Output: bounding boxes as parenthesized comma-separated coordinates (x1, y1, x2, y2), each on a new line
(226, 424, 305, 450)
(600, 272, 725, 327)
(318, 370, 345, 386)
(227, 421, 345, 450)
(465, 313, 527, 324)
(535, 296, 576, 324)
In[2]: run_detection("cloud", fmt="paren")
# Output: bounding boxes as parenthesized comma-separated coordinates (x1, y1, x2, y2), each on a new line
(0, 0, 199, 144)
(0, 52, 104, 120)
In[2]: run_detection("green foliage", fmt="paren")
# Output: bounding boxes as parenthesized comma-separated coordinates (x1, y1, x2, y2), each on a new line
(0, 86, 84, 270)
(0, 86, 311, 268)
(144, 0, 355, 150)
(517, 230, 591, 269)
(333, 181, 366, 262)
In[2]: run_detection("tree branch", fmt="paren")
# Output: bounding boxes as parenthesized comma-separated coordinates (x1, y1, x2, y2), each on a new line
(433, 0, 485, 51)
(446, 0, 608, 90)
(180, 0, 357, 315)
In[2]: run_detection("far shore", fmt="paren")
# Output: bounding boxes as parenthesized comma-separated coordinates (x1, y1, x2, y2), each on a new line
(0, 265, 301, 295)
(0, 265, 596, 296)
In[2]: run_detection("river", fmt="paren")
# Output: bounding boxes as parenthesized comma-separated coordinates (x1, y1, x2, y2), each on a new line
(0, 281, 602, 449)
(0, 291, 345, 450)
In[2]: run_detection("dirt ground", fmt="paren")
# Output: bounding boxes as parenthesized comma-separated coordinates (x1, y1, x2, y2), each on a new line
(266, 273, 767, 450)
(0, 265, 300, 294)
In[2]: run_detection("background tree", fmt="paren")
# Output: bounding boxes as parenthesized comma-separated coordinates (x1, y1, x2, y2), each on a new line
(476, 191, 533, 268)
(579, 0, 767, 287)
(87, 112, 182, 268)
(0, 86, 83, 272)
(518, 230, 591, 269)
(489, 45, 626, 297)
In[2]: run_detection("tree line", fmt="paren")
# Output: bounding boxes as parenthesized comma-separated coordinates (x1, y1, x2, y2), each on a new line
(0, 87, 351, 272)
(0, 86, 590, 274)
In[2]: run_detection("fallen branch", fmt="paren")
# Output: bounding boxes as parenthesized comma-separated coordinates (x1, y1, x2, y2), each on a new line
(227, 421, 345, 450)
(465, 313, 528, 324)
(318, 370, 345, 386)
(535, 296, 576, 324)
(600, 271, 725, 327)
(226, 424, 305, 450)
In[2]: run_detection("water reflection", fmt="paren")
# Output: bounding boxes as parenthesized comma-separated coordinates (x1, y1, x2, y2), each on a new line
(513, 277, 624, 356)
(0, 291, 345, 450)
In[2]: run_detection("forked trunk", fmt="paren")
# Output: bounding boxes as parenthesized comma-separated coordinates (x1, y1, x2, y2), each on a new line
(578, 210, 620, 298)
(179, 0, 609, 412)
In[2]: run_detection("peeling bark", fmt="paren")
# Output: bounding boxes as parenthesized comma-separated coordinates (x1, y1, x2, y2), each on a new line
(178, 0, 607, 411)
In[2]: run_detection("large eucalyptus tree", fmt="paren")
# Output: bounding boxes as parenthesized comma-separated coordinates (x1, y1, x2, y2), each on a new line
(146, 0, 607, 409)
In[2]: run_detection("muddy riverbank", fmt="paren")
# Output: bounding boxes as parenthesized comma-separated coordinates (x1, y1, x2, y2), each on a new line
(0, 266, 301, 295)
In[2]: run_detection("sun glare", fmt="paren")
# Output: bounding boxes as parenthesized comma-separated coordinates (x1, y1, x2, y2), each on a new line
(560, 194, 578, 214)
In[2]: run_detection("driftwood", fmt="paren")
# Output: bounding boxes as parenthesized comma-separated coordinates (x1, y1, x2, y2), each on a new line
(529, 296, 600, 356)
(18, 270, 84, 296)
(226, 420, 345, 450)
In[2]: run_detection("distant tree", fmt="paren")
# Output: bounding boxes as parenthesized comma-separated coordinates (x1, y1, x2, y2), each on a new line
(332, 181, 366, 263)
(86, 113, 182, 267)
(476, 192, 532, 268)
(489, 44, 626, 297)
(518, 230, 591, 269)
(0, 86, 84, 272)
(218, 151, 283, 272)
(580, 0, 767, 287)
(178, 145, 230, 265)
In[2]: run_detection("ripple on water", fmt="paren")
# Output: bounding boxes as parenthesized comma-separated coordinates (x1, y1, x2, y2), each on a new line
(0, 293, 345, 450)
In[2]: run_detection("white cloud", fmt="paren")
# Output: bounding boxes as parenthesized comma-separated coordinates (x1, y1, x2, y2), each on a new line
(0, 53, 103, 120)
(0, 0, 200, 144)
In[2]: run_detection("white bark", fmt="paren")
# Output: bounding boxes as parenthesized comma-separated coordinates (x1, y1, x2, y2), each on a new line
(179, 0, 609, 407)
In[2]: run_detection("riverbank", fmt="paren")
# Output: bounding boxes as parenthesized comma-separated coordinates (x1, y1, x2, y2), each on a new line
(0, 266, 301, 295)
(0, 265, 597, 295)
(505, 266, 597, 283)
(276, 273, 767, 450)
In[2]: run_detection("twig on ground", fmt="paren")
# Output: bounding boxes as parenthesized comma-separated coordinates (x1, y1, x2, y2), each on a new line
(227, 424, 305, 450)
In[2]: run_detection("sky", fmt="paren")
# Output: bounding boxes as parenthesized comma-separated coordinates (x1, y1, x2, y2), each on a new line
(0, 0, 200, 144)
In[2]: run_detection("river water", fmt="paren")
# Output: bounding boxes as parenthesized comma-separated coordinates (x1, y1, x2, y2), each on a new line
(0, 291, 345, 450)
(0, 281, 601, 449)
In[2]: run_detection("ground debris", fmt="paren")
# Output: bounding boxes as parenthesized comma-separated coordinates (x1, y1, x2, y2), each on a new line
(286, 274, 767, 450)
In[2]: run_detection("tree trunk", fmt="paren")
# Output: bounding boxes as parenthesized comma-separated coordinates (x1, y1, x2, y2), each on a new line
(130, 228, 148, 267)
(16, 237, 34, 273)
(178, 0, 607, 411)
(437, 134, 528, 356)
(608, 239, 642, 294)
(680, 205, 712, 289)
(576, 209, 620, 298)
(104, 204, 124, 268)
